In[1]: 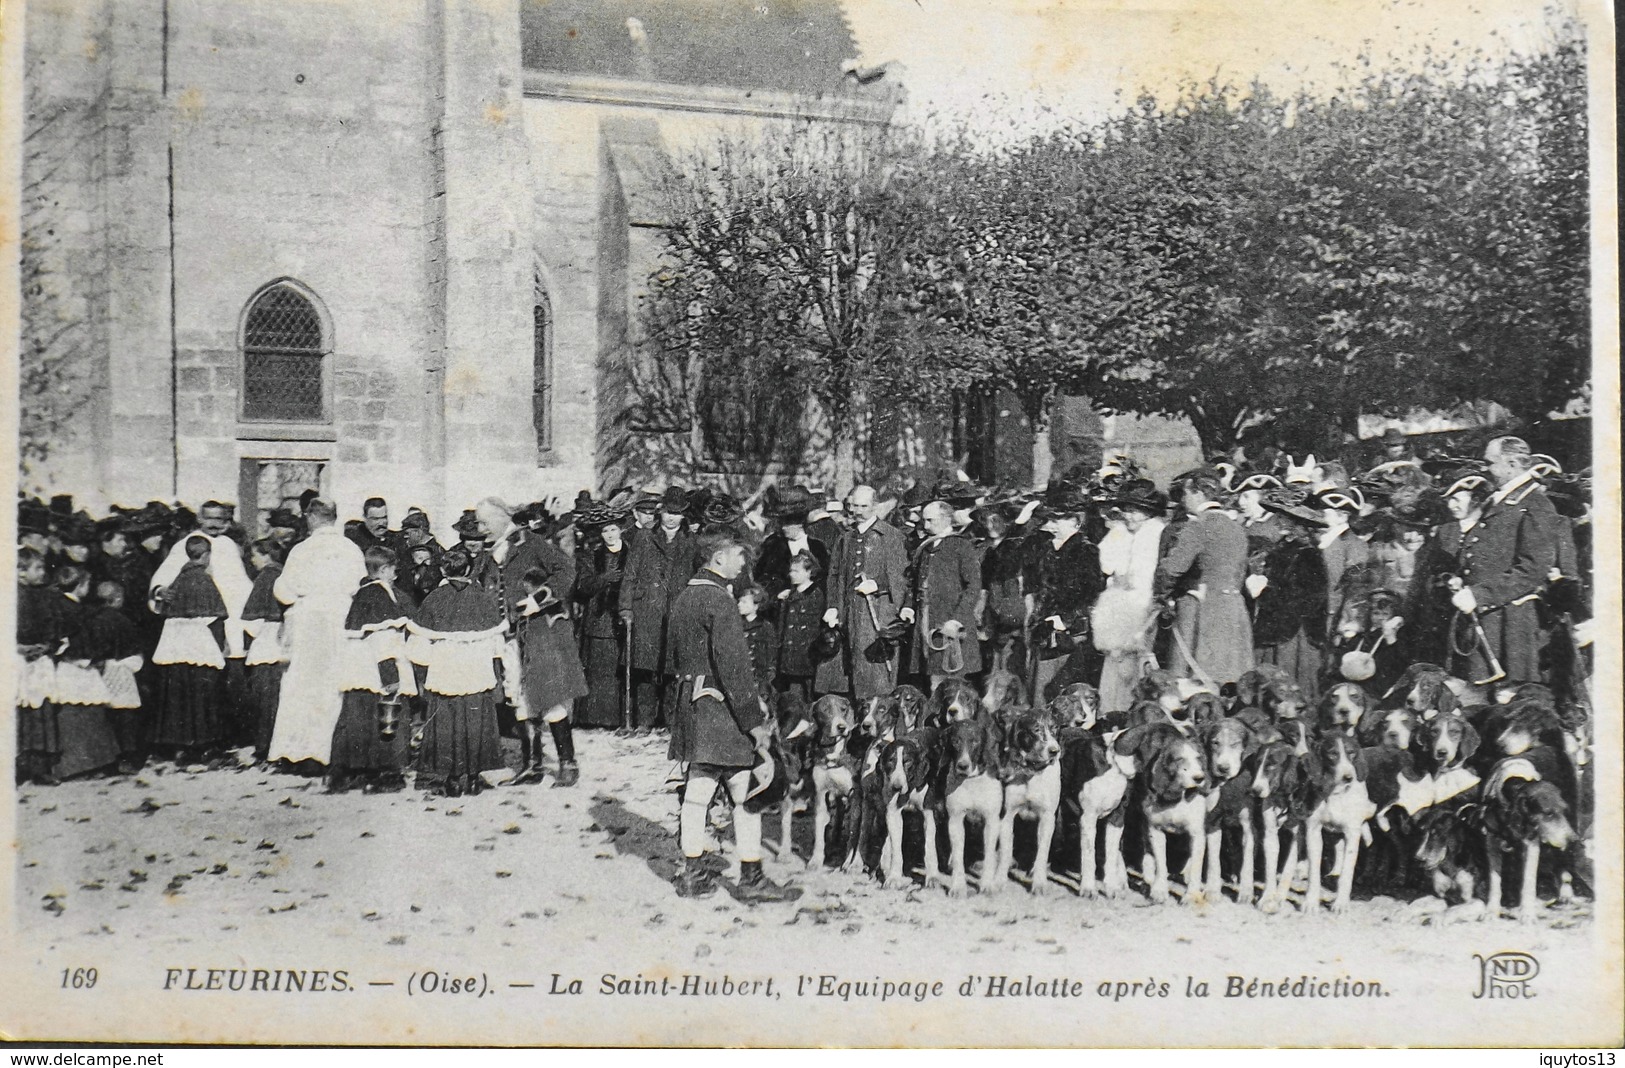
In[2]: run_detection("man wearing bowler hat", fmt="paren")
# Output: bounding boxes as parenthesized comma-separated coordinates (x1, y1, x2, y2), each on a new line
(618, 486, 699, 731)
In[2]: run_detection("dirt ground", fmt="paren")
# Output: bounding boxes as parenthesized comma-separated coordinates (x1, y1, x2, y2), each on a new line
(10, 729, 1603, 1045)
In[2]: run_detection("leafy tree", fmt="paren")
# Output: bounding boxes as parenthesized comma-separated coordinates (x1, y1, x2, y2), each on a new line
(638, 120, 957, 493)
(1080, 26, 1590, 457)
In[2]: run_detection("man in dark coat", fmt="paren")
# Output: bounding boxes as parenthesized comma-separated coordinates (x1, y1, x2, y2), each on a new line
(751, 485, 831, 599)
(1447, 440, 1560, 689)
(901, 501, 983, 689)
(93, 516, 159, 648)
(667, 533, 802, 903)
(1026, 486, 1104, 702)
(814, 485, 907, 699)
(618, 486, 698, 730)
(473, 498, 585, 786)
(1154, 470, 1255, 688)
(976, 505, 1028, 676)
(345, 497, 398, 556)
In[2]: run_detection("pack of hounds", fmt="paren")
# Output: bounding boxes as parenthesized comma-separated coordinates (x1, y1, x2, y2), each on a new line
(745, 664, 1592, 923)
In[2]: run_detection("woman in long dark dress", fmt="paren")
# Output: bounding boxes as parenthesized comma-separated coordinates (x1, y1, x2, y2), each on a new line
(407, 548, 505, 797)
(572, 504, 631, 730)
(1246, 489, 1328, 699)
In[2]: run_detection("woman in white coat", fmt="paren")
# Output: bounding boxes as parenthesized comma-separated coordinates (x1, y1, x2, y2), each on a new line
(1091, 480, 1168, 714)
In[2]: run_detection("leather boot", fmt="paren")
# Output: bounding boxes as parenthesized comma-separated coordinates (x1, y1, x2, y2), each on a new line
(675, 860, 719, 899)
(511, 722, 545, 785)
(549, 719, 579, 787)
(732, 860, 803, 904)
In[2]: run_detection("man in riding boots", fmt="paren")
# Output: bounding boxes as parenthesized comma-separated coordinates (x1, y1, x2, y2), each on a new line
(472, 498, 586, 787)
(668, 532, 802, 903)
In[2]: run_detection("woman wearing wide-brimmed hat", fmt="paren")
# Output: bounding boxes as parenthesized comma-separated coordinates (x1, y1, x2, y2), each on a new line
(751, 485, 831, 600)
(573, 500, 633, 730)
(1092, 479, 1167, 714)
(1027, 482, 1103, 702)
(1249, 484, 1330, 698)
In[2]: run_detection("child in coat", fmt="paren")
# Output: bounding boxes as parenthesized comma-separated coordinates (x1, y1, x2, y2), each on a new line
(737, 584, 778, 698)
(328, 546, 415, 792)
(51, 564, 121, 779)
(240, 539, 288, 762)
(89, 581, 148, 773)
(510, 567, 589, 786)
(774, 552, 824, 702)
(15, 547, 66, 784)
(407, 548, 506, 797)
(150, 535, 228, 762)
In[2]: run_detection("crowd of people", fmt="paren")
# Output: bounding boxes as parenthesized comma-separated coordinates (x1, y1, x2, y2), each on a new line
(12, 430, 1593, 904)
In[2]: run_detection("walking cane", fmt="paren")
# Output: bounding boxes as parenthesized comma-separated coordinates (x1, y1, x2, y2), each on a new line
(1467, 614, 1507, 686)
(1448, 577, 1506, 686)
(621, 615, 634, 733)
(861, 587, 882, 633)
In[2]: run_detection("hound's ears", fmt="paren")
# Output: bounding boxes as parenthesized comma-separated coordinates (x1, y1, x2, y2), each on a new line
(1350, 742, 1370, 782)
(1234, 671, 1263, 709)
(1147, 748, 1177, 800)
(1457, 721, 1481, 763)
(1435, 684, 1458, 718)
(1114, 724, 1157, 766)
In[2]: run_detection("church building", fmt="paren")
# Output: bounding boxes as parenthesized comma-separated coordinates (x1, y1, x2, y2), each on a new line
(20, 0, 1198, 533)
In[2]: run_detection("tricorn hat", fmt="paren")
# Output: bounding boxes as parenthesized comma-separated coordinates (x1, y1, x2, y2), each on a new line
(810, 623, 844, 664)
(1313, 487, 1366, 514)
(1231, 473, 1282, 494)
(1442, 471, 1492, 500)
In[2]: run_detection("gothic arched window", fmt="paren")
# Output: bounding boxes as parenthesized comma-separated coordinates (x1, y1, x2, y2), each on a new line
(240, 281, 329, 423)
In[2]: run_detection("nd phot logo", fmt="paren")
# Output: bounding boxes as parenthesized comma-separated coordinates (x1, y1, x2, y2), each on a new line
(1472, 951, 1539, 999)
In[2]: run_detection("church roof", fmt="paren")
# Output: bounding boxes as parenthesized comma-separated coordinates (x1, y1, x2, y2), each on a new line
(521, 0, 870, 98)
